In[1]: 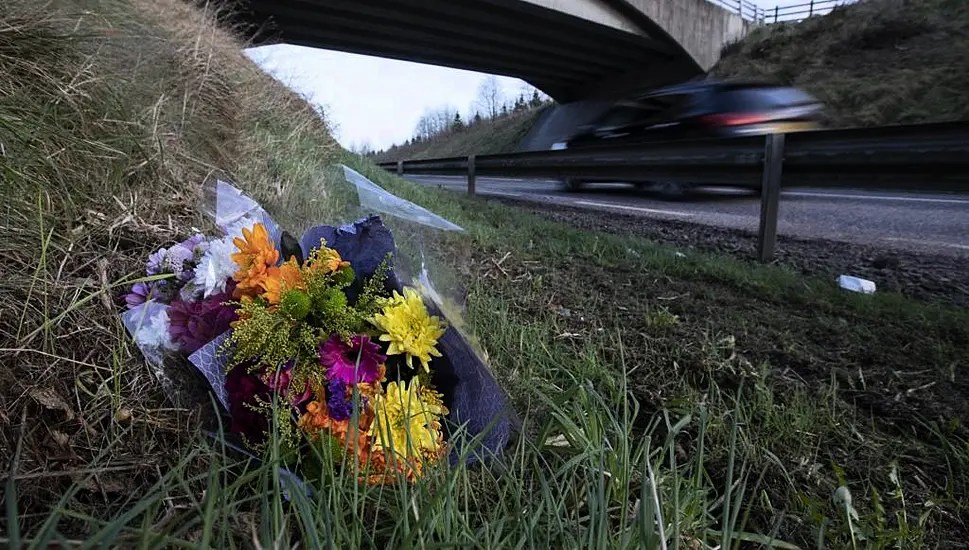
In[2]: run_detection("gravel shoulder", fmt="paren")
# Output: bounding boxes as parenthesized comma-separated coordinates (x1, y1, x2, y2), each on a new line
(495, 196, 969, 307)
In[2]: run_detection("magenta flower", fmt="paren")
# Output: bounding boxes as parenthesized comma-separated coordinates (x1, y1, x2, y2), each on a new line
(166, 290, 238, 354)
(319, 334, 386, 384)
(260, 361, 313, 406)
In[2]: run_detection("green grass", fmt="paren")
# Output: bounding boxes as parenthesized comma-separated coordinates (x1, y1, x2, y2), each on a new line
(3, 0, 969, 548)
(342, 156, 969, 547)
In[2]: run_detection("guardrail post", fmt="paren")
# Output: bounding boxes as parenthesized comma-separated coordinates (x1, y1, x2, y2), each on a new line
(757, 133, 785, 263)
(396, 160, 403, 176)
(467, 154, 476, 196)
(773, 5, 779, 22)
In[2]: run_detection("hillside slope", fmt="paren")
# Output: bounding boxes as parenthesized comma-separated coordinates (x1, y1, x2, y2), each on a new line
(373, 107, 548, 162)
(712, 0, 969, 127)
(0, 0, 344, 532)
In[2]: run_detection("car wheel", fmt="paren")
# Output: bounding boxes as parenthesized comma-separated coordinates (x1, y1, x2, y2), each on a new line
(561, 177, 584, 192)
(657, 181, 688, 199)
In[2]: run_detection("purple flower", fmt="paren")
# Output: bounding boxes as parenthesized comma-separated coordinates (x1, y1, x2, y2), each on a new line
(147, 235, 205, 278)
(125, 282, 152, 310)
(319, 334, 386, 385)
(225, 362, 271, 444)
(183, 233, 206, 250)
(165, 245, 195, 275)
(260, 361, 312, 406)
(326, 380, 356, 421)
(166, 290, 238, 354)
(146, 248, 167, 276)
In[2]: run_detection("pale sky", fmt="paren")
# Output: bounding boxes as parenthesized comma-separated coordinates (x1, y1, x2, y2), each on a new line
(244, 0, 821, 152)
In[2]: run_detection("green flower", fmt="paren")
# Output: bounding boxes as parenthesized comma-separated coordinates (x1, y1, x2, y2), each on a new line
(314, 286, 348, 316)
(280, 289, 311, 320)
(332, 264, 355, 286)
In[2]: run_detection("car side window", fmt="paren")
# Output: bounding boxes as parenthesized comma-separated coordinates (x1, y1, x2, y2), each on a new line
(594, 93, 696, 131)
(632, 94, 693, 128)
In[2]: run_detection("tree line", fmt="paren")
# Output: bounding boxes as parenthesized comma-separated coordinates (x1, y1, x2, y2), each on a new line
(354, 77, 552, 158)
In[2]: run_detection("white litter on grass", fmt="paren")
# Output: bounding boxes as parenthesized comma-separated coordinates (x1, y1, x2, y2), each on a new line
(675, 252, 686, 258)
(837, 275, 877, 294)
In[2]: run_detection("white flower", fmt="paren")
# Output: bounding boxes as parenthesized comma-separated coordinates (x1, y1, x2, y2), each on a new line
(193, 235, 238, 298)
(134, 308, 177, 352)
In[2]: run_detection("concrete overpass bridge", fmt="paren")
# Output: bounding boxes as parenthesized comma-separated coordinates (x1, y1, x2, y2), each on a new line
(215, 0, 752, 103)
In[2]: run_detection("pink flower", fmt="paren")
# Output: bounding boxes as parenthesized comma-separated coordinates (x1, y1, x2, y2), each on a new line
(319, 334, 386, 384)
(260, 361, 312, 406)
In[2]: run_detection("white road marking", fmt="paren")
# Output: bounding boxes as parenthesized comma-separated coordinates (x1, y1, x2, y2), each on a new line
(487, 191, 524, 198)
(574, 200, 693, 217)
(881, 237, 969, 250)
(785, 191, 969, 205)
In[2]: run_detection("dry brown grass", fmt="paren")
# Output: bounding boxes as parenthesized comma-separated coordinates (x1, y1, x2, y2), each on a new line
(0, 0, 341, 535)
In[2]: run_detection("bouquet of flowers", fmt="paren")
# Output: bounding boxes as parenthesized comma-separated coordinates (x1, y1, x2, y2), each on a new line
(121, 171, 514, 484)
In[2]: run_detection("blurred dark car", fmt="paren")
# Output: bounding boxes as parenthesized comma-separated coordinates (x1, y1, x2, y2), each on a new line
(551, 79, 823, 193)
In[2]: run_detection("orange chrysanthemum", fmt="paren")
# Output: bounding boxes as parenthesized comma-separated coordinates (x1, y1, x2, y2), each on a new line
(231, 223, 279, 299)
(299, 398, 374, 463)
(362, 442, 447, 485)
(262, 259, 304, 305)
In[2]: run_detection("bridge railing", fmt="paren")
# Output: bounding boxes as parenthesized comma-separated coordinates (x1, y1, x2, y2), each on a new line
(708, 0, 855, 24)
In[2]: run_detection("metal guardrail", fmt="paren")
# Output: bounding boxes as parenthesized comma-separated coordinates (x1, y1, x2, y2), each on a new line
(709, 0, 854, 24)
(377, 121, 969, 262)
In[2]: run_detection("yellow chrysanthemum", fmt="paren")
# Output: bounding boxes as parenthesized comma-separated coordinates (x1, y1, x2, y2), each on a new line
(368, 377, 447, 461)
(371, 287, 446, 372)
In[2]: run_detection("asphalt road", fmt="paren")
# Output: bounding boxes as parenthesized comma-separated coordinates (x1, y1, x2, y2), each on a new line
(405, 175, 969, 257)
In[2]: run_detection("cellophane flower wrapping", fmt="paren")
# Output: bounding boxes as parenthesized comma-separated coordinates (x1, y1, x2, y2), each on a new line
(120, 166, 518, 488)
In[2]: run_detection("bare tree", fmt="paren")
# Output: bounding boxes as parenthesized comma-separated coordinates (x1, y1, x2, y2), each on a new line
(431, 106, 457, 134)
(413, 105, 461, 141)
(349, 140, 374, 156)
(475, 76, 503, 121)
(414, 109, 440, 140)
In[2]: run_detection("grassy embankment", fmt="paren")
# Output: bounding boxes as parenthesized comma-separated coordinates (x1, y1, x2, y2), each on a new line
(2, 0, 969, 548)
(371, 106, 548, 163)
(714, 0, 969, 127)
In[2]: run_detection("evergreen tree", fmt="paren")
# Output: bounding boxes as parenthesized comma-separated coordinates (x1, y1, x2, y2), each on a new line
(530, 89, 542, 108)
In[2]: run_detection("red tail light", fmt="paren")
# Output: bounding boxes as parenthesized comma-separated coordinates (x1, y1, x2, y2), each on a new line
(700, 113, 771, 127)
